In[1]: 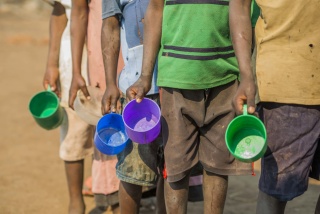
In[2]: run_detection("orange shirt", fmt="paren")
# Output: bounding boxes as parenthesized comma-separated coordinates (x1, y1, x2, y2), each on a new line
(255, 0, 320, 105)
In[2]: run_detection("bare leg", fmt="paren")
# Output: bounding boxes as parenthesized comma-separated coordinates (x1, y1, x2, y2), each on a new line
(164, 171, 190, 214)
(315, 194, 320, 214)
(256, 191, 287, 214)
(119, 181, 142, 214)
(65, 160, 85, 214)
(156, 177, 166, 214)
(202, 170, 228, 214)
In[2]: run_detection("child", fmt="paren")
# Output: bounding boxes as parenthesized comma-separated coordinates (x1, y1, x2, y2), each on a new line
(68, 0, 120, 213)
(230, 0, 320, 213)
(100, 0, 166, 213)
(126, 0, 253, 213)
(42, 1, 93, 213)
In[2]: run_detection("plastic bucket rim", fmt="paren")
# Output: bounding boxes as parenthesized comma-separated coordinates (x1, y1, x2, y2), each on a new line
(122, 98, 161, 133)
(225, 114, 267, 162)
(226, 113, 267, 136)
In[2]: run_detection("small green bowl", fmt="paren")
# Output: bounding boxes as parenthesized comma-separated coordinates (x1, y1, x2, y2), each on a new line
(29, 86, 63, 130)
(225, 104, 267, 163)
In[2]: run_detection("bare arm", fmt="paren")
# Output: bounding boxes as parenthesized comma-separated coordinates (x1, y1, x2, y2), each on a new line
(229, 0, 256, 114)
(43, 2, 67, 96)
(101, 16, 121, 114)
(69, 0, 89, 108)
(126, 0, 164, 102)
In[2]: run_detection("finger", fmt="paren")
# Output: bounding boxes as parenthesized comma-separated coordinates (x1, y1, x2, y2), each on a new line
(50, 82, 59, 95)
(43, 82, 49, 90)
(110, 103, 117, 112)
(246, 93, 256, 114)
(101, 100, 109, 115)
(237, 101, 244, 115)
(43, 79, 48, 90)
(80, 85, 91, 100)
(135, 89, 145, 103)
(116, 99, 122, 113)
(126, 87, 136, 101)
(50, 82, 56, 91)
(68, 91, 76, 110)
(234, 96, 245, 115)
(102, 100, 110, 115)
(110, 97, 118, 113)
(110, 105, 116, 113)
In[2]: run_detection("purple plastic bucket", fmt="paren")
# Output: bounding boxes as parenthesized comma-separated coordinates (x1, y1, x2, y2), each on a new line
(122, 98, 161, 144)
(94, 113, 131, 155)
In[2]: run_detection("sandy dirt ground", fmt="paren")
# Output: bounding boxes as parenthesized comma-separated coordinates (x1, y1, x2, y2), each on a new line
(0, 4, 319, 214)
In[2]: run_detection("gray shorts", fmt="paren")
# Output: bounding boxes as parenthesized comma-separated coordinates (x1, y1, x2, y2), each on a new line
(116, 94, 163, 186)
(161, 80, 252, 183)
(258, 103, 320, 201)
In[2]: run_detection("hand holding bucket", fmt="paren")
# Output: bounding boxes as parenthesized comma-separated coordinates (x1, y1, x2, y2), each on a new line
(122, 98, 161, 144)
(28, 86, 64, 130)
(225, 104, 267, 163)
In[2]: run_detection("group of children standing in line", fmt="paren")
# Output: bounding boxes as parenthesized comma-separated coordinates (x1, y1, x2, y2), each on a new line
(42, 0, 320, 214)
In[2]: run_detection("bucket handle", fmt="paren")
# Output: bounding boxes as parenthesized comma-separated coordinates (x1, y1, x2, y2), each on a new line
(47, 85, 52, 92)
(243, 104, 248, 116)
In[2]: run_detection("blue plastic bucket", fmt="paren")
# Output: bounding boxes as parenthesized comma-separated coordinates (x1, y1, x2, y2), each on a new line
(94, 113, 130, 155)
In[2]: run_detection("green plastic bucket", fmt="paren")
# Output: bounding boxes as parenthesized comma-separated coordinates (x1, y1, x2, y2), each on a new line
(29, 86, 64, 130)
(225, 104, 267, 163)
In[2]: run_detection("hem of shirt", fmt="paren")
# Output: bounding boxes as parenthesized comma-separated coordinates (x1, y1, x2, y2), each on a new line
(157, 76, 238, 90)
(258, 96, 320, 106)
(102, 10, 122, 20)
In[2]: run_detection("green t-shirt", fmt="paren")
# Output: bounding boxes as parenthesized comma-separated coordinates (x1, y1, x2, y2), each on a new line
(157, 0, 239, 90)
